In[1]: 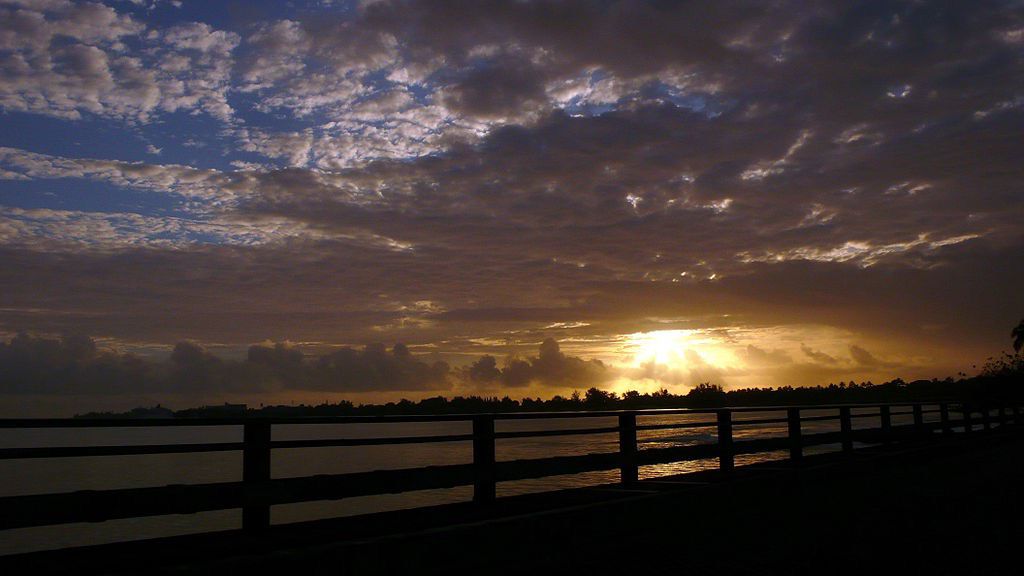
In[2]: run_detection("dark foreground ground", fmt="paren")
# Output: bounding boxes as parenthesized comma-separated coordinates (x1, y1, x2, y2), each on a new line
(5, 429, 1023, 575)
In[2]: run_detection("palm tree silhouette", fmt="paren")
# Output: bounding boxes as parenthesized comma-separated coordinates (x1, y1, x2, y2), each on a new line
(1014, 319, 1024, 353)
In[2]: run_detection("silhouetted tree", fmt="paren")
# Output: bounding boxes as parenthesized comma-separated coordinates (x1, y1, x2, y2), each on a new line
(584, 387, 615, 407)
(1013, 319, 1024, 353)
(686, 382, 727, 407)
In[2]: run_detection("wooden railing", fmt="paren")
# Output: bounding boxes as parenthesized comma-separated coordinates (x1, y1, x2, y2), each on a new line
(0, 402, 1019, 536)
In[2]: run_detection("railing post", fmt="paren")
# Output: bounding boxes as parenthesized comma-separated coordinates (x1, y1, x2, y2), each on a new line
(787, 408, 802, 464)
(940, 403, 951, 435)
(912, 404, 924, 437)
(1014, 405, 1021, 426)
(962, 408, 973, 434)
(998, 406, 1007, 428)
(242, 421, 271, 532)
(840, 406, 853, 453)
(619, 413, 638, 485)
(982, 408, 992, 432)
(880, 406, 892, 443)
(473, 415, 496, 504)
(717, 409, 734, 473)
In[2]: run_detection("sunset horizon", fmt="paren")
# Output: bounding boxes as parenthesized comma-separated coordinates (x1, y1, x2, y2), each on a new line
(4, 326, 1021, 417)
(1, 0, 1022, 416)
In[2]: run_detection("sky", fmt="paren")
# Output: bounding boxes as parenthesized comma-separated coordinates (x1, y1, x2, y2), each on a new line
(0, 0, 1022, 415)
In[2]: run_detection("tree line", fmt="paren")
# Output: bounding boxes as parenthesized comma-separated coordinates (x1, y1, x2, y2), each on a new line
(78, 370, 1022, 419)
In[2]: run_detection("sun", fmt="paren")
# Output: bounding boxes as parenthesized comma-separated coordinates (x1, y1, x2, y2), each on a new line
(625, 329, 739, 369)
(629, 329, 692, 365)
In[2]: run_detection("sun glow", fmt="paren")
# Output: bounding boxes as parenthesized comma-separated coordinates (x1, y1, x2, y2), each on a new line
(625, 329, 740, 370)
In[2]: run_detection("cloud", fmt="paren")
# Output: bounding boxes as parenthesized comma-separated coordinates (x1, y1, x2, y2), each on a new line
(0, 206, 339, 249)
(149, 22, 239, 121)
(0, 147, 247, 204)
(848, 344, 899, 369)
(0, 333, 452, 396)
(743, 344, 792, 366)
(0, 332, 163, 395)
(166, 340, 242, 393)
(0, 0, 1022, 402)
(306, 342, 451, 392)
(801, 344, 838, 365)
(234, 128, 314, 168)
(467, 354, 501, 383)
(440, 54, 550, 121)
(466, 338, 610, 388)
(165, 340, 452, 393)
(0, 3, 237, 121)
(235, 17, 392, 110)
(237, 99, 1021, 289)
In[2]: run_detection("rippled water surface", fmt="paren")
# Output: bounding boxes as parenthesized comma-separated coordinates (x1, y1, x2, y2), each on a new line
(0, 407, 931, 555)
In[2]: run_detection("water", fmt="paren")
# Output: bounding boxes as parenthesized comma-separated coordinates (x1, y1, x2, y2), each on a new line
(0, 408, 926, 555)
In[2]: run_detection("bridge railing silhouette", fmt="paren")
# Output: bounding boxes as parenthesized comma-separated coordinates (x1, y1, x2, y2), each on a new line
(0, 401, 1019, 537)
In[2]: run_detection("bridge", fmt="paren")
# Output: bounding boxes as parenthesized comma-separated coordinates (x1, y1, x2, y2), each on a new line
(1, 401, 1021, 574)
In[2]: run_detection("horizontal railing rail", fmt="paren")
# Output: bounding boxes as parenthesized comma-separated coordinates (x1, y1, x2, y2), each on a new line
(0, 401, 1020, 536)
